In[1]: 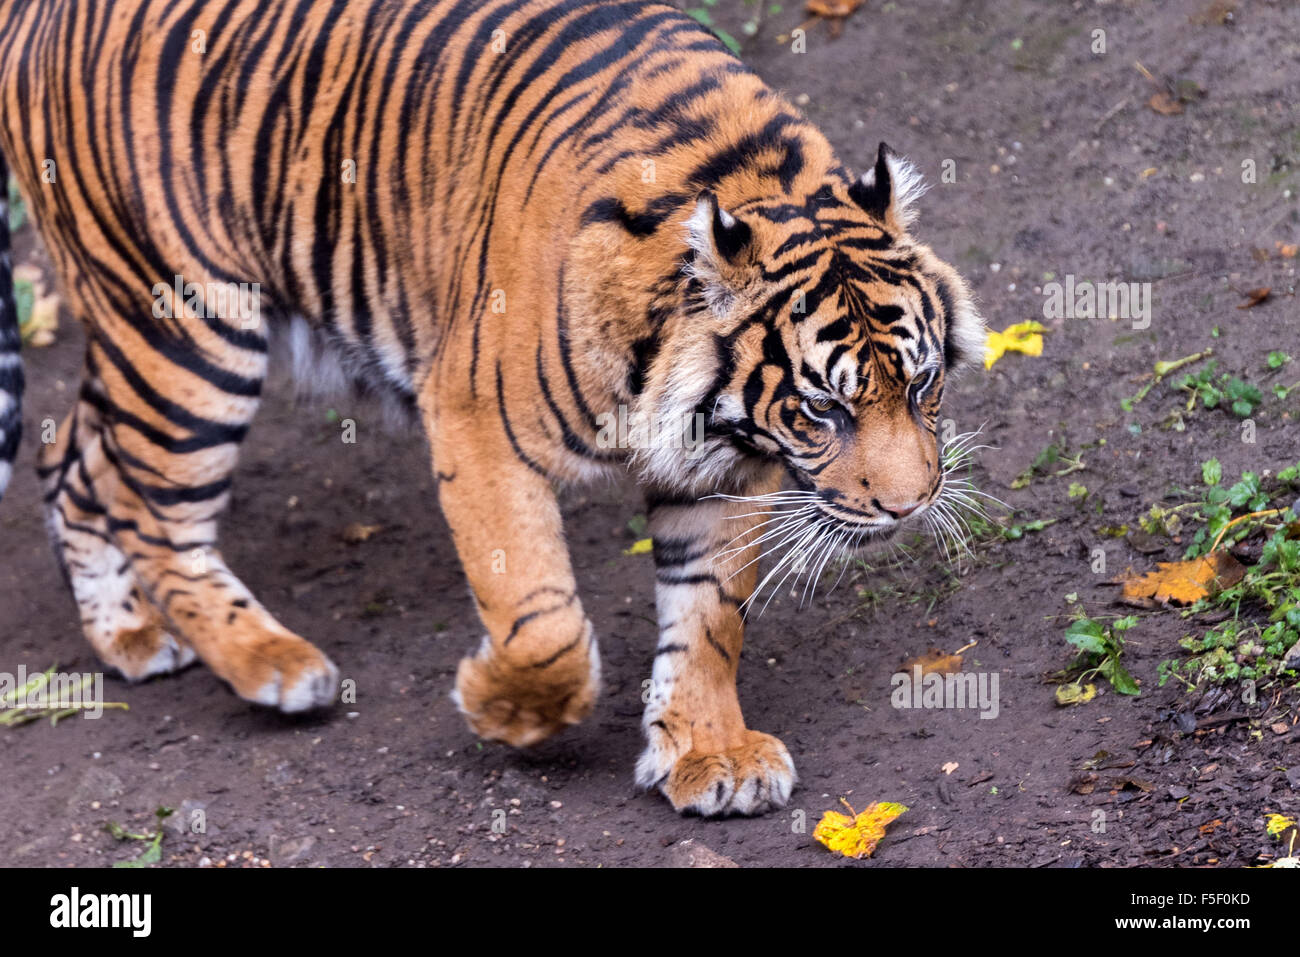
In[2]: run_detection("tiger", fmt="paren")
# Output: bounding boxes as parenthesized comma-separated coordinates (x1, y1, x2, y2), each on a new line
(0, 0, 984, 817)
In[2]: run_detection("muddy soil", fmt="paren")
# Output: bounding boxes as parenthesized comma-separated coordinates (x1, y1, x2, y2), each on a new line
(1, 0, 1297, 867)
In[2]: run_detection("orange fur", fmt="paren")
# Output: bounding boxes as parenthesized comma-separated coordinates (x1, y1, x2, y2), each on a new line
(0, 0, 983, 813)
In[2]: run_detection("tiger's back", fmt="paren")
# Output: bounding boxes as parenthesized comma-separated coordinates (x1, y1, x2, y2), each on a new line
(0, 0, 805, 416)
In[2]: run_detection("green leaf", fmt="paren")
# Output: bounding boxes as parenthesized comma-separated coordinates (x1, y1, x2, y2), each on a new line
(113, 840, 162, 868)
(7, 176, 25, 233)
(13, 276, 33, 330)
(1105, 659, 1142, 696)
(1065, 619, 1107, 654)
(1201, 458, 1221, 486)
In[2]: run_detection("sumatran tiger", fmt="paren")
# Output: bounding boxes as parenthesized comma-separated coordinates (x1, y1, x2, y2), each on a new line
(0, 0, 986, 816)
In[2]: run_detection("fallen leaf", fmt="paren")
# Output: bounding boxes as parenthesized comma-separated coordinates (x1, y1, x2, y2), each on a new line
(1278, 243, 1298, 259)
(1148, 91, 1183, 115)
(813, 799, 907, 859)
(1266, 813, 1297, 837)
(1055, 681, 1097, 707)
(1189, 0, 1235, 25)
(1236, 287, 1271, 309)
(941, 762, 959, 775)
(341, 523, 383, 544)
(622, 537, 653, 556)
(1271, 722, 1290, 735)
(901, 647, 964, 676)
(1118, 551, 1246, 607)
(984, 320, 1046, 370)
(24, 293, 60, 347)
(1259, 813, 1299, 867)
(807, 0, 866, 17)
(1069, 772, 1098, 795)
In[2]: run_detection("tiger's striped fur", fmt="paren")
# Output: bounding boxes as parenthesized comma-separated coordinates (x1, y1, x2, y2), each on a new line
(0, 0, 983, 816)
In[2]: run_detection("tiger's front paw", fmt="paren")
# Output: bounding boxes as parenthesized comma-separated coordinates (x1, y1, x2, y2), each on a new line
(219, 631, 340, 714)
(452, 635, 600, 747)
(637, 729, 796, 817)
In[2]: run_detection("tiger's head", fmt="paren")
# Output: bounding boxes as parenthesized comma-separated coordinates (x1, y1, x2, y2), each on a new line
(639, 143, 986, 550)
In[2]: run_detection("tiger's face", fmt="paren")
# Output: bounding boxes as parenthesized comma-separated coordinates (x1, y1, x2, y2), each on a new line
(643, 144, 985, 548)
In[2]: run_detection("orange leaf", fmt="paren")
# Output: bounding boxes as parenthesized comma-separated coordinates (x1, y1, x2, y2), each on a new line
(1237, 287, 1271, 309)
(807, 0, 867, 18)
(901, 647, 964, 676)
(1148, 91, 1184, 115)
(1118, 551, 1246, 607)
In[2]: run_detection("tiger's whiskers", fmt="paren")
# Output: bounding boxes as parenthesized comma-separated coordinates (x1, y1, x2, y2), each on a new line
(703, 426, 999, 616)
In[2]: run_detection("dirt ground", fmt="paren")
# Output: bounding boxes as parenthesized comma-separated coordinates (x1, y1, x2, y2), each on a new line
(2, 0, 1298, 868)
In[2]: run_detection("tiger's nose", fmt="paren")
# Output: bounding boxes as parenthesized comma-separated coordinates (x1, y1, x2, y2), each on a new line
(881, 501, 921, 519)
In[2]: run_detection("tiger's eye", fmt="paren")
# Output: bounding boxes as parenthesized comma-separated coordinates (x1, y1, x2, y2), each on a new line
(808, 397, 836, 413)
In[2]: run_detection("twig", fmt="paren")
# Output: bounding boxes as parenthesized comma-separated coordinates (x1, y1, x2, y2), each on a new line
(1210, 508, 1288, 553)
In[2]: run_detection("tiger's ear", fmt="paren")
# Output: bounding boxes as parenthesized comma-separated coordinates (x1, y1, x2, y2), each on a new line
(685, 190, 752, 315)
(849, 142, 927, 232)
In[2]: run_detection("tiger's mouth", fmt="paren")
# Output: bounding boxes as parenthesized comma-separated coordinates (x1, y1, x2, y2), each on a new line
(812, 511, 905, 556)
(838, 519, 899, 550)
(812, 502, 912, 543)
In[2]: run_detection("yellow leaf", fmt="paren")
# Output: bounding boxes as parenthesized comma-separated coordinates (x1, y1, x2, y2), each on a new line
(984, 321, 1046, 370)
(1261, 813, 1299, 866)
(1119, 551, 1245, 607)
(623, 537, 653, 556)
(341, 523, 383, 544)
(813, 798, 907, 859)
(1266, 813, 1297, 837)
(22, 293, 60, 347)
(1055, 681, 1097, 707)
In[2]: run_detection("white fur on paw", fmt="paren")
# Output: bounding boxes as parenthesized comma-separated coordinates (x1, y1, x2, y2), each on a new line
(725, 752, 796, 815)
(255, 655, 340, 713)
(638, 733, 797, 818)
(129, 634, 198, 681)
(634, 732, 677, 792)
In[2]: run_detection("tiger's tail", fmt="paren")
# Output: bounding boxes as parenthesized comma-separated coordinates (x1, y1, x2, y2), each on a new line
(0, 151, 20, 501)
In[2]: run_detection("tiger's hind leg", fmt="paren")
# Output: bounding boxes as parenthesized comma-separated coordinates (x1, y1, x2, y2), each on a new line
(39, 398, 196, 680)
(44, 304, 338, 712)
